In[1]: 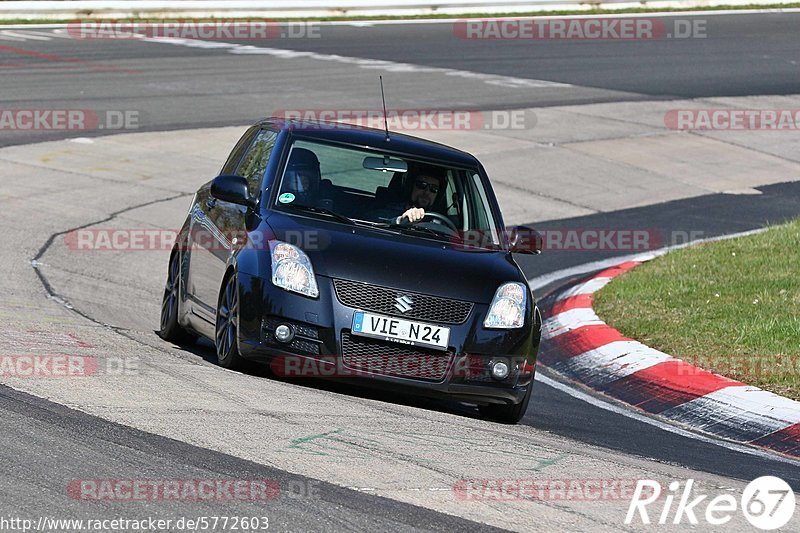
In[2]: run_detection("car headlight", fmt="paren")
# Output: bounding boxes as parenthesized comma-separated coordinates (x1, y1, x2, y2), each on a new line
(484, 282, 527, 329)
(269, 241, 319, 298)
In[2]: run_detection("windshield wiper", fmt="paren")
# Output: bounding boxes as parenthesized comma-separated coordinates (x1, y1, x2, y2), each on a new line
(383, 222, 452, 241)
(284, 204, 356, 225)
(378, 221, 503, 250)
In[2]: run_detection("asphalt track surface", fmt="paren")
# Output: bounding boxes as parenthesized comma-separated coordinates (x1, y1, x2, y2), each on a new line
(2, 12, 800, 147)
(2, 13, 800, 531)
(0, 386, 506, 532)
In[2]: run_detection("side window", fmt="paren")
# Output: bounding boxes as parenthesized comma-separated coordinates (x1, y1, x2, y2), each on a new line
(445, 172, 465, 229)
(237, 129, 278, 197)
(220, 126, 259, 176)
(470, 172, 499, 244)
(445, 172, 458, 217)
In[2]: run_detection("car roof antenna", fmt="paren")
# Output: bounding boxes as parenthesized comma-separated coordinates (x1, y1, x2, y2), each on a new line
(380, 76, 391, 142)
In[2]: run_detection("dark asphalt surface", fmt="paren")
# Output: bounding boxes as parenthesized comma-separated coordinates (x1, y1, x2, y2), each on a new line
(0, 385, 505, 532)
(1, 14, 800, 529)
(2, 13, 800, 147)
(240, 14, 800, 99)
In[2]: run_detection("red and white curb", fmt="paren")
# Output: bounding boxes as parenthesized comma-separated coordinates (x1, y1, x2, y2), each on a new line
(538, 259, 800, 458)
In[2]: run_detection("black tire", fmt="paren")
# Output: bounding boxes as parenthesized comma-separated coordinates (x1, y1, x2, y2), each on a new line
(159, 251, 197, 345)
(479, 382, 533, 424)
(215, 272, 246, 370)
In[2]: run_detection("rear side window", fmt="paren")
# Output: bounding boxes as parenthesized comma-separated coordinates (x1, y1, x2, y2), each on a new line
(236, 129, 278, 197)
(220, 126, 258, 176)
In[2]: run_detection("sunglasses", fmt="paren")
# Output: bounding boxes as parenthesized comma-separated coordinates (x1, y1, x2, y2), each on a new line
(414, 180, 440, 194)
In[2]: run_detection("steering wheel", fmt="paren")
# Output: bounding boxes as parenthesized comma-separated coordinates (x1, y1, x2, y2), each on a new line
(415, 212, 458, 232)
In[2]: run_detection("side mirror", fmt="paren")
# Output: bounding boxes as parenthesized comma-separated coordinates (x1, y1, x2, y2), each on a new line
(508, 226, 542, 255)
(210, 175, 255, 209)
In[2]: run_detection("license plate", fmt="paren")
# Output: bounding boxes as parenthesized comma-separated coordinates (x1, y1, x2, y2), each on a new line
(351, 311, 450, 351)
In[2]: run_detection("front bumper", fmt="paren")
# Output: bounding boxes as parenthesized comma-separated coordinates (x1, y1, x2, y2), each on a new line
(236, 272, 541, 406)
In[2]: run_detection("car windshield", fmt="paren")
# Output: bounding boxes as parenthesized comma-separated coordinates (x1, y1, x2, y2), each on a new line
(274, 139, 502, 249)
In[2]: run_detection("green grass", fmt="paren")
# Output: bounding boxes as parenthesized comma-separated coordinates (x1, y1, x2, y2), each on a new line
(5, 4, 800, 24)
(594, 220, 800, 400)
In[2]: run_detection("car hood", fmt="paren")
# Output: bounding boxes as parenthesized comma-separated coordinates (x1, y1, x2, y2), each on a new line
(266, 213, 525, 304)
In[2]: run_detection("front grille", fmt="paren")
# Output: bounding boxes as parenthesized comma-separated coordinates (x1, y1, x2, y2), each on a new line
(333, 279, 473, 324)
(341, 332, 453, 382)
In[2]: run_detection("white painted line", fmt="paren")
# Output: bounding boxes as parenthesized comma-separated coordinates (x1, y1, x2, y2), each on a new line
(0, 31, 27, 41)
(3, 7, 800, 28)
(139, 36, 572, 89)
(0, 24, 73, 29)
(554, 276, 612, 301)
(34, 29, 76, 39)
(534, 372, 800, 465)
(554, 340, 672, 387)
(318, 8, 800, 23)
(528, 229, 765, 291)
(1, 30, 51, 40)
(530, 252, 662, 294)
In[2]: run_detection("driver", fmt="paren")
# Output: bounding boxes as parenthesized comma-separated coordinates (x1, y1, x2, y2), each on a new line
(283, 148, 321, 205)
(395, 166, 446, 224)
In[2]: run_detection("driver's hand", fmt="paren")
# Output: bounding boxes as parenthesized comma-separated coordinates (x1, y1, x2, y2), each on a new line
(397, 208, 425, 224)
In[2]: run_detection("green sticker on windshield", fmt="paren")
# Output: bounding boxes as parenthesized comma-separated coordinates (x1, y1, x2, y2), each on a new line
(279, 193, 295, 204)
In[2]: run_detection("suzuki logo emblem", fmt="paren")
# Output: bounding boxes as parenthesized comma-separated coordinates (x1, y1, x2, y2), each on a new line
(394, 295, 414, 313)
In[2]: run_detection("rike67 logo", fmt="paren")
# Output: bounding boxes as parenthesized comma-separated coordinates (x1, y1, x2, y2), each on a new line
(626, 477, 795, 530)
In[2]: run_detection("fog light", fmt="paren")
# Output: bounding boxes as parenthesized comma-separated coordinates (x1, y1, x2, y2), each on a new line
(275, 324, 294, 343)
(491, 360, 510, 380)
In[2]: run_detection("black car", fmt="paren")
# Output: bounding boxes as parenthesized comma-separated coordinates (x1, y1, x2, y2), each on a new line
(160, 118, 542, 423)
